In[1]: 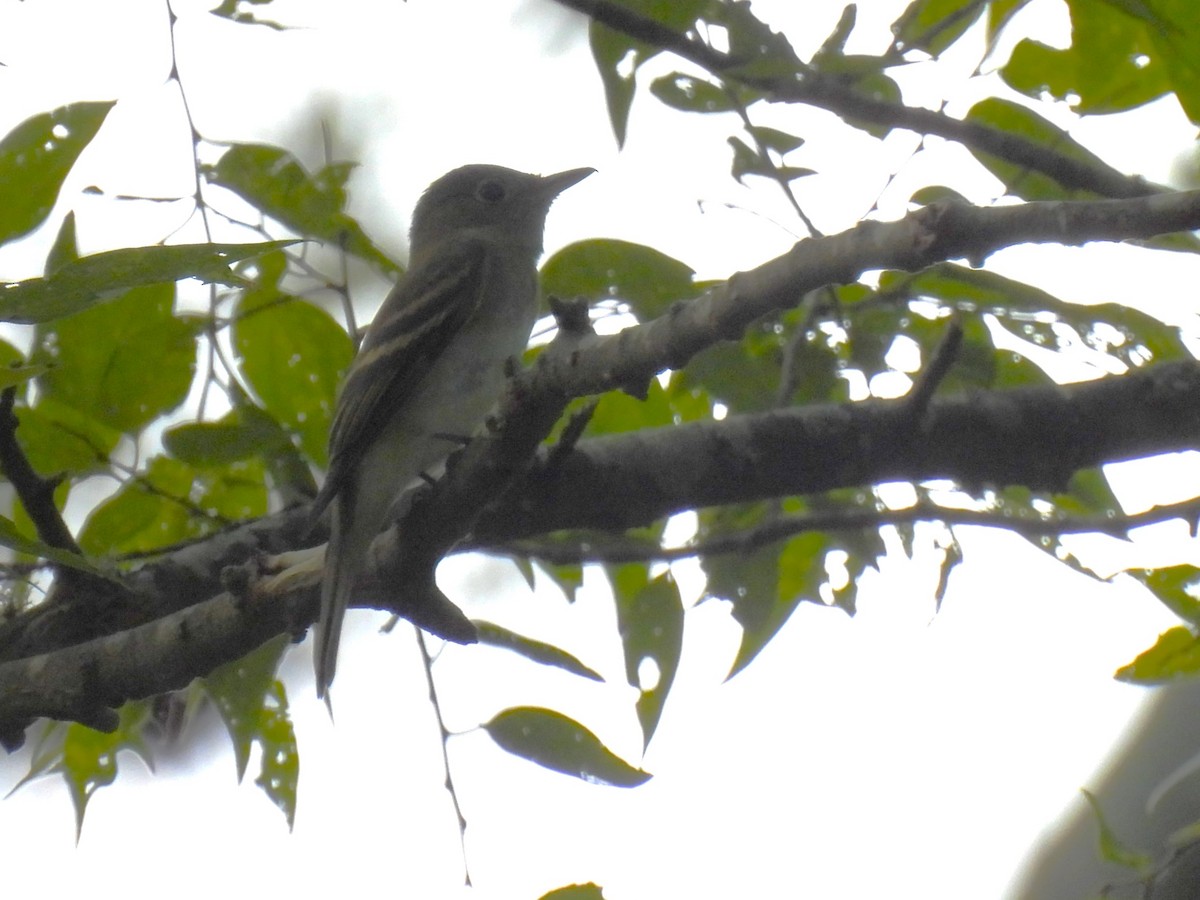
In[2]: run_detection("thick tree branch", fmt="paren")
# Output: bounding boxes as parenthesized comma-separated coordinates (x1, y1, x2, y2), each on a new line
(2, 192, 1199, 740)
(0, 388, 78, 555)
(2, 358, 1198, 742)
(516, 192, 1200, 407)
(473, 359, 1200, 539)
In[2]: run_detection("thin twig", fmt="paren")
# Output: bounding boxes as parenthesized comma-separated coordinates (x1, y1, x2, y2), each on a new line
(415, 629, 472, 887)
(486, 495, 1200, 566)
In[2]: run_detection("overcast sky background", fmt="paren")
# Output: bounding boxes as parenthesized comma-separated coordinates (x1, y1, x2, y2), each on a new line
(0, 0, 1199, 897)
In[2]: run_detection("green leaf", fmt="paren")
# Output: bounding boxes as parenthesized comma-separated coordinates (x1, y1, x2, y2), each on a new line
(166, 403, 316, 503)
(202, 635, 290, 781)
(817, 4, 857, 57)
(728, 136, 816, 185)
(988, 0, 1035, 40)
(205, 144, 400, 277)
(483, 707, 651, 787)
(77, 455, 264, 555)
(963, 98, 1128, 199)
(201, 636, 297, 828)
(164, 408, 284, 466)
(1144, 0, 1200, 125)
(1115, 625, 1200, 683)
(746, 125, 804, 155)
(881, 263, 1191, 370)
(1003, 27, 1169, 116)
(46, 210, 80, 275)
(57, 704, 153, 841)
(36, 282, 199, 433)
(589, 21, 648, 148)
(586, 0, 712, 146)
(681, 311, 843, 413)
(474, 620, 604, 681)
(1051, 468, 1121, 517)
(1082, 789, 1155, 873)
(543, 561, 584, 603)
(0, 511, 114, 580)
(541, 239, 696, 321)
(539, 885, 606, 900)
(612, 567, 684, 747)
(0, 101, 114, 246)
(699, 504, 832, 676)
(233, 253, 354, 467)
(744, 530, 830, 676)
(0, 241, 292, 324)
(585, 379, 676, 436)
(1131, 565, 1200, 626)
(710, 0, 803, 80)
(649, 73, 737, 113)
(209, 0, 287, 30)
(254, 682, 299, 829)
(893, 0, 988, 57)
(16, 396, 121, 476)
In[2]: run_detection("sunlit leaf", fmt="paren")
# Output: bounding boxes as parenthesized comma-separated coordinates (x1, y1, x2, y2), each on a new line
(541, 239, 695, 321)
(1131, 565, 1200, 626)
(205, 143, 399, 277)
(202, 636, 297, 828)
(893, 0, 988, 57)
(233, 252, 353, 467)
(0, 241, 291, 323)
(16, 396, 120, 476)
(0, 511, 113, 580)
(55, 704, 153, 841)
(1116, 625, 1200, 683)
(36, 282, 199, 433)
(0, 101, 114, 246)
(538, 884, 606, 900)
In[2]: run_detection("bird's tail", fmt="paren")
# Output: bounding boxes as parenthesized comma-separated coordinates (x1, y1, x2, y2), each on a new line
(315, 498, 354, 700)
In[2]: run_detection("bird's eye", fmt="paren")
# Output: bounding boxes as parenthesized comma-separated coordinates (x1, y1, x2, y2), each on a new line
(475, 180, 506, 203)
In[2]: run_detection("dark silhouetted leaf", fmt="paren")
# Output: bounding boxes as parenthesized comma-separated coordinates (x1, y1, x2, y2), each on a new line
(483, 707, 650, 787)
(475, 620, 604, 681)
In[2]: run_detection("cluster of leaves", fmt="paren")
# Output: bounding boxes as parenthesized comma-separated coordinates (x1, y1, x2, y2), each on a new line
(571, 0, 1200, 676)
(1, 7, 1200, 896)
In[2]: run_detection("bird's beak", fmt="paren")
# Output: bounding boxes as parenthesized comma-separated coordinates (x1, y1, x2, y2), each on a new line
(539, 167, 595, 198)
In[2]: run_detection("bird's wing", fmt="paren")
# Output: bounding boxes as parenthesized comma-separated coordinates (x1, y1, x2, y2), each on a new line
(310, 237, 489, 521)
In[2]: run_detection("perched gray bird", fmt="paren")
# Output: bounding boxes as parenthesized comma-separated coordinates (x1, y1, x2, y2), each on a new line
(310, 163, 593, 698)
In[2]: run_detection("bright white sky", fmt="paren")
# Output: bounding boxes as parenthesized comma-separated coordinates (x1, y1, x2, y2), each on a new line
(0, 0, 1199, 898)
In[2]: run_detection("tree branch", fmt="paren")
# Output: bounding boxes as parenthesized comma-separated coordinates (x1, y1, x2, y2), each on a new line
(488, 496, 1200, 566)
(555, 0, 1159, 198)
(3, 192, 1200, 741)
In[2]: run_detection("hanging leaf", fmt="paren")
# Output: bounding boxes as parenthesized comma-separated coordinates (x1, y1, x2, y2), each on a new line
(483, 707, 650, 787)
(475, 621, 604, 681)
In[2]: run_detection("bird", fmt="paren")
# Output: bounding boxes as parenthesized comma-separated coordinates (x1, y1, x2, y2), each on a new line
(309, 163, 594, 698)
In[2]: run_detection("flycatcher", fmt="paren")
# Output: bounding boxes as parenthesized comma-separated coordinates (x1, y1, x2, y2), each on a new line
(310, 163, 593, 698)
